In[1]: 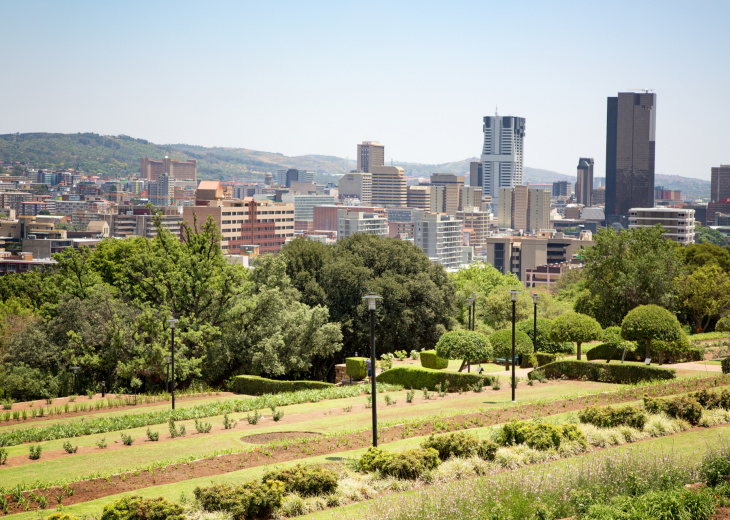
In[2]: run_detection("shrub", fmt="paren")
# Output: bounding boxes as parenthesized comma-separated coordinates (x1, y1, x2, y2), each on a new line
(410, 350, 420, 360)
(262, 464, 338, 496)
(194, 481, 284, 520)
(233, 375, 333, 395)
(357, 447, 440, 479)
(62, 440, 78, 453)
(376, 366, 494, 392)
(121, 433, 134, 445)
(621, 304, 683, 361)
(723, 357, 730, 374)
(44, 514, 80, 520)
(146, 429, 159, 441)
(435, 330, 492, 366)
(578, 405, 647, 429)
(497, 420, 586, 450)
(272, 409, 284, 421)
(28, 445, 42, 459)
(0, 447, 7, 464)
(489, 329, 533, 369)
(585, 342, 641, 362)
(528, 360, 676, 384)
(100, 495, 185, 520)
(716, 316, 730, 332)
(421, 432, 498, 461)
(420, 350, 449, 370)
(700, 446, 730, 486)
(516, 318, 574, 354)
(644, 395, 703, 425)
(549, 312, 603, 360)
(194, 419, 212, 433)
(519, 353, 538, 369)
(535, 352, 557, 366)
(345, 357, 367, 380)
(690, 388, 730, 409)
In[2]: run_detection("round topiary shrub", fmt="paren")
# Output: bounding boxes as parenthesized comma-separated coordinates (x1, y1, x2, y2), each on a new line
(621, 305, 683, 362)
(549, 312, 603, 361)
(262, 464, 338, 496)
(435, 330, 492, 370)
(716, 316, 730, 333)
(489, 329, 533, 370)
(516, 318, 574, 354)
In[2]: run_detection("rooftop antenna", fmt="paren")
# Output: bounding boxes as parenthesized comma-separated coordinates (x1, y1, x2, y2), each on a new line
(626, 88, 654, 93)
(495, 106, 499, 117)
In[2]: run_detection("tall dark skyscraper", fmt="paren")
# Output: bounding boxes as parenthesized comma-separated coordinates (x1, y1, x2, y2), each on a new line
(605, 92, 656, 220)
(576, 157, 594, 206)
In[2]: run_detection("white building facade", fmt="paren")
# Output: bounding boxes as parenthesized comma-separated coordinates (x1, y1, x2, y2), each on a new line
(481, 114, 526, 216)
(628, 207, 695, 245)
(413, 210, 463, 269)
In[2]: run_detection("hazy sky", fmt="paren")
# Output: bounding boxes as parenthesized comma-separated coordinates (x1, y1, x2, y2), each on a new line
(1, 1, 728, 179)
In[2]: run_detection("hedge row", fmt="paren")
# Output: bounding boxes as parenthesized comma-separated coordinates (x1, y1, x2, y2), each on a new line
(586, 342, 703, 364)
(420, 350, 449, 370)
(528, 360, 676, 384)
(346, 358, 368, 380)
(233, 376, 333, 395)
(376, 366, 495, 391)
(536, 352, 558, 366)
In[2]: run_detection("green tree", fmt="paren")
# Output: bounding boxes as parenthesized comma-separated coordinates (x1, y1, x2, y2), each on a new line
(516, 318, 574, 354)
(435, 330, 492, 372)
(682, 243, 730, 273)
(675, 264, 730, 332)
(549, 312, 602, 360)
(12, 165, 24, 175)
(449, 262, 520, 328)
(694, 224, 728, 247)
(620, 304, 683, 362)
(577, 226, 683, 327)
(483, 286, 532, 330)
(650, 329, 690, 365)
(489, 329, 532, 371)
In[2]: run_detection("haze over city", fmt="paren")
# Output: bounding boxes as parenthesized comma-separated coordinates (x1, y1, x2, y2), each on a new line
(1, 0, 728, 179)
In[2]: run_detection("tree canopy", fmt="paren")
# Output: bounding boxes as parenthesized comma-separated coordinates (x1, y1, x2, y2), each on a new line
(488, 329, 533, 370)
(621, 304, 683, 361)
(435, 330, 492, 370)
(549, 312, 602, 360)
(694, 225, 728, 247)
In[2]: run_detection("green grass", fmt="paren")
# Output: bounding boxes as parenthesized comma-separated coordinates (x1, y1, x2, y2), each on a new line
(700, 360, 723, 365)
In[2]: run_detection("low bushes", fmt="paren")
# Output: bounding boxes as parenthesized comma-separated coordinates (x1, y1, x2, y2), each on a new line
(644, 395, 704, 425)
(536, 352, 558, 366)
(421, 432, 498, 461)
(420, 350, 449, 370)
(690, 388, 730, 409)
(376, 366, 495, 391)
(581, 488, 715, 520)
(358, 447, 440, 479)
(586, 342, 641, 362)
(578, 404, 647, 429)
(233, 376, 333, 395)
(100, 496, 185, 520)
(345, 358, 367, 380)
(262, 465, 338, 497)
(496, 420, 586, 450)
(723, 358, 730, 374)
(194, 481, 285, 520)
(519, 353, 538, 369)
(528, 360, 676, 384)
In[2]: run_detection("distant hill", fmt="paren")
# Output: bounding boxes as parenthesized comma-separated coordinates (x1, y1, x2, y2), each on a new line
(0, 133, 710, 198)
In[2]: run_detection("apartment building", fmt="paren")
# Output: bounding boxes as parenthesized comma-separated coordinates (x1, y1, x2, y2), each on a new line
(337, 210, 388, 240)
(413, 210, 463, 269)
(140, 157, 197, 182)
(312, 205, 386, 232)
(370, 166, 407, 207)
(430, 174, 465, 215)
(628, 207, 695, 245)
(456, 208, 489, 248)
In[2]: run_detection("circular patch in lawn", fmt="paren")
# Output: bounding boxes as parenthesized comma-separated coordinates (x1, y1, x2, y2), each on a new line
(241, 431, 323, 444)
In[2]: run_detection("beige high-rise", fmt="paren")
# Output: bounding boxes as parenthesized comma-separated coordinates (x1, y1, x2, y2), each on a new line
(338, 172, 372, 204)
(430, 173, 464, 215)
(498, 186, 548, 232)
(528, 188, 551, 232)
(407, 185, 431, 210)
(140, 157, 197, 181)
(370, 166, 407, 207)
(357, 141, 385, 173)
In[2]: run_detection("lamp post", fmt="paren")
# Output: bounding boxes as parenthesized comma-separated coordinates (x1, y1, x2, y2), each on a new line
(165, 355, 171, 394)
(71, 366, 80, 395)
(466, 297, 474, 332)
(465, 297, 474, 372)
(509, 289, 520, 403)
(470, 293, 477, 331)
(101, 381, 106, 398)
(532, 293, 540, 353)
(362, 292, 382, 447)
(169, 318, 178, 410)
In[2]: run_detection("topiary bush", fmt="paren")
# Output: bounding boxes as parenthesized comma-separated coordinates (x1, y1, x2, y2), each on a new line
(345, 358, 367, 380)
(519, 352, 538, 368)
(496, 420, 586, 450)
(233, 376, 333, 395)
(489, 329, 533, 370)
(528, 360, 676, 384)
(585, 342, 642, 362)
(420, 350, 449, 370)
(716, 316, 730, 333)
(516, 318, 574, 354)
(621, 305, 683, 362)
(194, 481, 285, 520)
(376, 366, 494, 391)
(262, 464, 338, 496)
(100, 496, 185, 520)
(357, 447, 440, 479)
(549, 312, 602, 361)
(644, 395, 704, 425)
(420, 431, 497, 461)
(535, 352, 558, 366)
(435, 330, 492, 369)
(722, 357, 730, 374)
(578, 404, 647, 429)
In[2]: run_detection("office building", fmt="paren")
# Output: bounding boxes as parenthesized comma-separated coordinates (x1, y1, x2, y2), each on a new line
(140, 157, 197, 182)
(456, 208, 489, 247)
(293, 195, 336, 222)
(337, 210, 388, 240)
(469, 161, 483, 187)
(480, 114, 526, 213)
(338, 172, 372, 204)
(711, 165, 730, 202)
(528, 188, 551, 232)
(709, 200, 730, 226)
(460, 186, 484, 211)
(148, 173, 174, 207)
(592, 186, 606, 205)
(430, 173, 465, 214)
(498, 186, 550, 232)
(357, 141, 385, 173)
(312, 205, 386, 232)
(407, 185, 432, 210)
(413, 210, 463, 269)
(576, 158, 594, 205)
(605, 92, 657, 220)
(275, 169, 314, 188)
(370, 165, 407, 207)
(552, 181, 573, 197)
(628, 207, 695, 245)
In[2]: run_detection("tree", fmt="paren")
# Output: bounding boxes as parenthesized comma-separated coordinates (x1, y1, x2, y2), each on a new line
(675, 264, 730, 332)
(489, 329, 532, 371)
(449, 262, 520, 328)
(483, 286, 532, 330)
(549, 312, 602, 360)
(435, 330, 492, 372)
(516, 318, 573, 354)
(683, 243, 730, 273)
(620, 305, 683, 362)
(578, 226, 684, 327)
(694, 225, 728, 247)
(12, 165, 24, 175)
(650, 329, 690, 365)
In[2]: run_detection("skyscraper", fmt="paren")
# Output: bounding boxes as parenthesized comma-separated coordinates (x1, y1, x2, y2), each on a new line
(430, 173, 465, 214)
(357, 141, 385, 173)
(605, 92, 656, 220)
(711, 165, 730, 202)
(576, 158, 594, 206)
(480, 114, 526, 214)
(370, 166, 407, 207)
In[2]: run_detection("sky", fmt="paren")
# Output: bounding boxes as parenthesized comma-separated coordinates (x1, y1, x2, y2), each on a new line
(1, 0, 728, 180)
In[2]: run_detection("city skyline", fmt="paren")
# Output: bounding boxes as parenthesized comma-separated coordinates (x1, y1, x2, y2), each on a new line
(1, 1, 728, 181)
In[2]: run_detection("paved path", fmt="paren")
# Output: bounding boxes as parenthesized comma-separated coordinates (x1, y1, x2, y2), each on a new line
(662, 362, 722, 372)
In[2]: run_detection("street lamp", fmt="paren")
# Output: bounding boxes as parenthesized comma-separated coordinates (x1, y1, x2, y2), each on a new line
(532, 293, 541, 353)
(470, 293, 477, 331)
(169, 318, 178, 410)
(165, 355, 172, 394)
(71, 366, 80, 395)
(509, 289, 520, 403)
(362, 292, 382, 447)
(466, 297, 474, 332)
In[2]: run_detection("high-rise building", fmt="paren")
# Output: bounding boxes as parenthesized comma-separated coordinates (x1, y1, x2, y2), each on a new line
(498, 186, 550, 232)
(430, 173, 465, 214)
(480, 114, 526, 214)
(592, 186, 606, 205)
(552, 181, 573, 197)
(370, 166, 407, 207)
(413, 210, 463, 269)
(527, 188, 551, 232)
(628, 207, 695, 245)
(605, 92, 657, 220)
(406, 185, 432, 210)
(576, 158, 594, 206)
(357, 141, 385, 173)
(338, 172, 372, 204)
(275, 169, 314, 187)
(469, 161, 483, 187)
(140, 157, 197, 182)
(460, 186, 484, 211)
(711, 165, 730, 202)
(148, 173, 174, 207)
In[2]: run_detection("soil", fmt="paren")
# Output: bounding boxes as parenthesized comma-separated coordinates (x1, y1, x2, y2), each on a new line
(715, 507, 730, 519)
(2, 374, 729, 516)
(241, 432, 324, 444)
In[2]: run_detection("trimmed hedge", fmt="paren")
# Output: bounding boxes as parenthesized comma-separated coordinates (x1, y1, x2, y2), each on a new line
(586, 342, 641, 362)
(520, 353, 538, 369)
(723, 358, 730, 375)
(644, 395, 703, 425)
(421, 432, 498, 461)
(587, 341, 702, 364)
(376, 366, 495, 391)
(101, 496, 184, 520)
(262, 464, 338, 496)
(358, 447, 440, 479)
(690, 388, 730, 409)
(496, 420, 586, 450)
(420, 350, 449, 370)
(233, 376, 333, 395)
(536, 352, 558, 366)
(578, 404, 647, 429)
(345, 358, 367, 380)
(194, 481, 284, 520)
(528, 360, 676, 384)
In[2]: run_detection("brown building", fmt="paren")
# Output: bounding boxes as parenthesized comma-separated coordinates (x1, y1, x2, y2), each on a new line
(456, 209, 489, 247)
(430, 173, 465, 215)
(356, 141, 385, 173)
(407, 185, 432, 210)
(370, 166, 407, 207)
(576, 158, 594, 206)
(605, 92, 656, 220)
(140, 157, 197, 182)
(711, 165, 730, 202)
